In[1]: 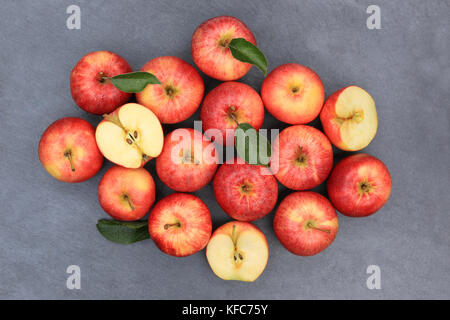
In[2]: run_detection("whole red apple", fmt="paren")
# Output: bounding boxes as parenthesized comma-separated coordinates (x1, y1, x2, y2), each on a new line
(327, 153, 392, 217)
(136, 56, 204, 124)
(213, 159, 278, 221)
(201, 81, 264, 146)
(191, 16, 257, 81)
(39, 118, 103, 183)
(148, 193, 212, 257)
(70, 51, 132, 115)
(261, 63, 324, 124)
(270, 125, 333, 190)
(156, 128, 218, 192)
(98, 166, 155, 221)
(274, 191, 338, 256)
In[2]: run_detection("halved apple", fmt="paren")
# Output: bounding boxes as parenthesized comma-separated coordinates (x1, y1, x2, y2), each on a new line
(95, 103, 164, 168)
(320, 86, 378, 151)
(206, 221, 269, 282)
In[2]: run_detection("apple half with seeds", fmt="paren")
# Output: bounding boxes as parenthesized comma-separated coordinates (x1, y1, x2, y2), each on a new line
(206, 221, 269, 282)
(95, 103, 164, 168)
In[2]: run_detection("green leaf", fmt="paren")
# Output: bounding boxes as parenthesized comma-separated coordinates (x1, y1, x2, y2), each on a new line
(228, 38, 268, 76)
(111, 71, 161, 93)
(234, 123, 271, 166)
(96, 219, 150, 244)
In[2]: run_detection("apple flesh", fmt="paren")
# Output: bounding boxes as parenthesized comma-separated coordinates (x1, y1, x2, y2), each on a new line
(156, 128, 218, 192)
(136, 56, 204, 124)
(148, 193, 212, 257)
(327, 153, 392, 217)
(70, 51, 132, 115)
(213, 159, 278, 221)
(95, 103, 164, 168)
(201, 81, 264, 146)
(206, 221, 268, 282)
(320, 86, 378, 151)
(261, 63, 325, 124)
(191, 16, 257, 81)
(98, 166, 155, 221)
(274, 191, 338, 256)
(39, 117, 103, 183)
(271, 125, 333, 190)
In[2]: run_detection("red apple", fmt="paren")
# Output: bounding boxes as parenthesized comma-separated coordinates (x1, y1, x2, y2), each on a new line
(206, 221, 269, 281)
(136, 56, 204, 124)
(191, 16, 257, 81)
(98, 166, 155, 221)
(156, 128, 218, 192)
(261, 63, 325, 124)
(70, 51, 132, 115)
(95, 103, 164, 168)
(320, 86, 378, 151)
(39, 117, 103, 183)
(327, 154, 392, 217)
(213, 159, 278, 221)
(201, 81, 264, 146)
(274, 191, 338, 256)
(148, 193, 212, 257)
(270, 125, 333, 190)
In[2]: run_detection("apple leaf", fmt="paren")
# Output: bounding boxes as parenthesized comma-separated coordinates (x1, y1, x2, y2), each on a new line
(96, 219, 150, 244)
(111, 71, 161, 93)
(228, 38, 268, 76)
(234, 123, 271, 166)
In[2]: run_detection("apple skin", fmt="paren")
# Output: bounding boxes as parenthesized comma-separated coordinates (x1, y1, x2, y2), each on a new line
(320, 86, 378, 151)
(261, 63, 325, 124)
(98, 166, 155, 221)
(148, 193, 212, 257)
(156, 128, 218, 192)
(270, 125, 333, 190)
(213, 159, 278, 221)
(206, 221, 269, 282)
(274, 191, 338, 256)
(201, 81, 264, 146)
(38, 117, 103, 183)
(327, 154, 392, 217)
(191, 16, 257, 81)
(136, 56, 204, 124)
(70, 51, 132, 115)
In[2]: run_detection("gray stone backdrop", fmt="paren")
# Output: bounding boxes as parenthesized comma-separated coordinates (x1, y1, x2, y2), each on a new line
(0, 0, 449, 299)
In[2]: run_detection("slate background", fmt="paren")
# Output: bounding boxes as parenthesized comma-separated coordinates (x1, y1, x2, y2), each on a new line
(0, 0, 449, 299)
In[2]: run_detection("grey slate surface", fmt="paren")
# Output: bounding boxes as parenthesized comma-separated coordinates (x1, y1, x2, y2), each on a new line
(0, 0, 449, 299)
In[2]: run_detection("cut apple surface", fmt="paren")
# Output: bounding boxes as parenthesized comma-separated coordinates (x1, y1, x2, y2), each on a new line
(206, 221, 268, 282)
(95, 103, 164, 168)
(320, 86, 378, 151)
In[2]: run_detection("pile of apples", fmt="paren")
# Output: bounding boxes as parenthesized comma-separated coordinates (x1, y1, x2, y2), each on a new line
(38, 16, 392, 282)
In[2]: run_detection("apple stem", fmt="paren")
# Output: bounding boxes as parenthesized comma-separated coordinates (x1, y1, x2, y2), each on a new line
(360, 182, 370, 192)
(307, 222, 330, 234)
(228, 107, 240, 126)
(231, 224, 237, 246)
(164, 222, 181, 230)
(103, 113, 123, 128)
(64, 151, 75, 172)
(97, 72, 111, 83)
(123, 195, 134, 211)
(296, 146, 308, 165)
